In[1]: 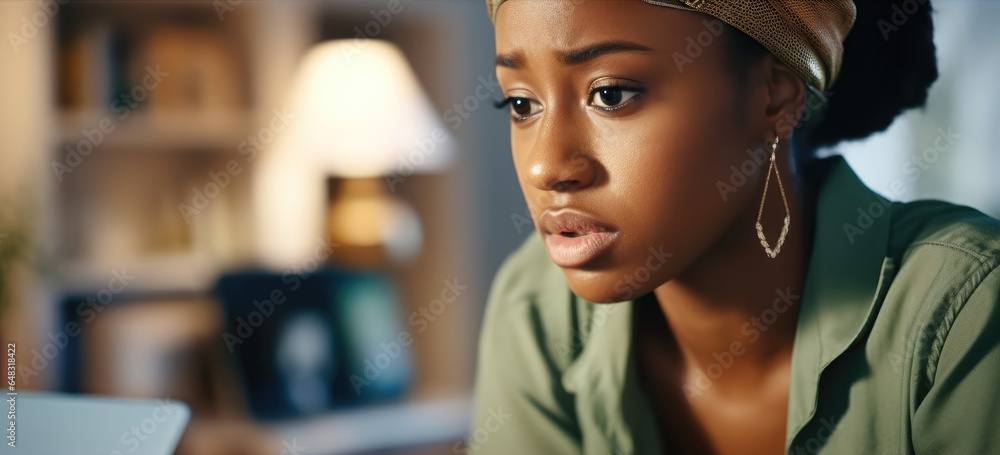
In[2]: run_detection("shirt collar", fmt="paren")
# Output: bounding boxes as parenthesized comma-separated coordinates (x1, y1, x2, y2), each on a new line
(566, 155, 896, 454)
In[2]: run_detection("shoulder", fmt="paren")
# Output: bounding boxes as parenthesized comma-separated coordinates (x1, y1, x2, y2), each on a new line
(887, 198, 1000, 314)
(886, 199, 1000, 395)
(883, 201, 1000, 452)
(886, 199, 1000, 307)
(887, 199, 1000, 298)
(890, 198, 1000, 264)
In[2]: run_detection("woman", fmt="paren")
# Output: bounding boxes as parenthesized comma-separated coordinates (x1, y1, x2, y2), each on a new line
(469, 0, 1000, 454)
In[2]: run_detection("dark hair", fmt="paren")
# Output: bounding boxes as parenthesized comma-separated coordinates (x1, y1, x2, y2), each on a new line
(724, 0, 939, 161)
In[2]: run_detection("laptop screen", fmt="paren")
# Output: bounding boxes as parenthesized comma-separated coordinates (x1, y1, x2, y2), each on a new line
(3, 393, 190, 455)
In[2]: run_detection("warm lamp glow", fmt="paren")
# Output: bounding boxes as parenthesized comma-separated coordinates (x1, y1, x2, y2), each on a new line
(286, 40, 456, 178)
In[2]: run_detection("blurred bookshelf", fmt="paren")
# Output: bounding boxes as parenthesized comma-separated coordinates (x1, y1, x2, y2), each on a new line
(6, 1, 479, 454)
(58, 110, 256, 151)
(49, 1, 258, 291)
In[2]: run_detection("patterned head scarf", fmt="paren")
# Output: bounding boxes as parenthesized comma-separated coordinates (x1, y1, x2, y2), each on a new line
(486, 0, 856, 96)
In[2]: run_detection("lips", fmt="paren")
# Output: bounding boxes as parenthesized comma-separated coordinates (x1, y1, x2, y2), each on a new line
(539, 209, 619, 268)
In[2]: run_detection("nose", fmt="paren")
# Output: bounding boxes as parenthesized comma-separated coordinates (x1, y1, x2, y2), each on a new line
(523, 117, 597, 192)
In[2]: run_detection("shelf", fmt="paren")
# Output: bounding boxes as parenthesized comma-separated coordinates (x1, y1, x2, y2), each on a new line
(57, 252, 219, 295)
(58, 110, 256, 152)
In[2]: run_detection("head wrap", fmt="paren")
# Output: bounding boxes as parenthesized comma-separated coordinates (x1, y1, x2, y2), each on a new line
(486, 0, 856, 96)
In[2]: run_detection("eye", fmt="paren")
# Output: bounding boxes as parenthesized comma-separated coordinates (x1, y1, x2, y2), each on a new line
(589, 84, 643, 111)
(494, 97, 543, 122)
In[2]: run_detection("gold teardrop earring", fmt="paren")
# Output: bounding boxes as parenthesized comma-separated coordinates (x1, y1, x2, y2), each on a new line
(755, 135, 790, 259)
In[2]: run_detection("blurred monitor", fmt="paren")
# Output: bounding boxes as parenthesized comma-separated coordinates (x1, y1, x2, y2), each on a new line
(214, 267, 413, 420)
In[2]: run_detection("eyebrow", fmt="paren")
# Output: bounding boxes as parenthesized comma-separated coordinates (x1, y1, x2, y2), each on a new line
(495, 40, 654, 69)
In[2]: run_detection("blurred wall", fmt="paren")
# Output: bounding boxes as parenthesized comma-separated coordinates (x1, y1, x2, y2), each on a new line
(0, 0, 57, 389)
(838, 0, 1000, 218)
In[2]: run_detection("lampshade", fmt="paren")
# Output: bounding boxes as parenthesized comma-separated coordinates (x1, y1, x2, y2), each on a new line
(286, 40, 456, 178)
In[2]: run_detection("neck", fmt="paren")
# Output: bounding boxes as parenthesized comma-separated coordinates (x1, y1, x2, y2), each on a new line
(652, 148, 816, 395)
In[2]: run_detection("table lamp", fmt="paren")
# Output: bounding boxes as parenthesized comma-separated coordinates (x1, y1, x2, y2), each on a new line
(285, 40, 456, 268)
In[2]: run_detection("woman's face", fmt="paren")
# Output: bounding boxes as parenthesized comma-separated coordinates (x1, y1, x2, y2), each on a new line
(495, 0, 777, 303)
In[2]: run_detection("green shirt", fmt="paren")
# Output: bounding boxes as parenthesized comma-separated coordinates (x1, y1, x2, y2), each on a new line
(469, 155, 1000, 455)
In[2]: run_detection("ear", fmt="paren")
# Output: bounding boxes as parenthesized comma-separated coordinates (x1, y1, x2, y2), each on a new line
(762, 56, 807, 140)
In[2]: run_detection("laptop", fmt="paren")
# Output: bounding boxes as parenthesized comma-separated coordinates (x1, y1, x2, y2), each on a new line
(0, 392, 190, 455)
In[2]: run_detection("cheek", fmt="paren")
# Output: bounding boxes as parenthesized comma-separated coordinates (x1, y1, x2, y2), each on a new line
(565, 91, 759, 302)
(603, 97, 750, 234)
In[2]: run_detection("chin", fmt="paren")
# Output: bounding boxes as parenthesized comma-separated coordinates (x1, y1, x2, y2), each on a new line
(561, 267, 657, 304)
(557, 243, 677, 303)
